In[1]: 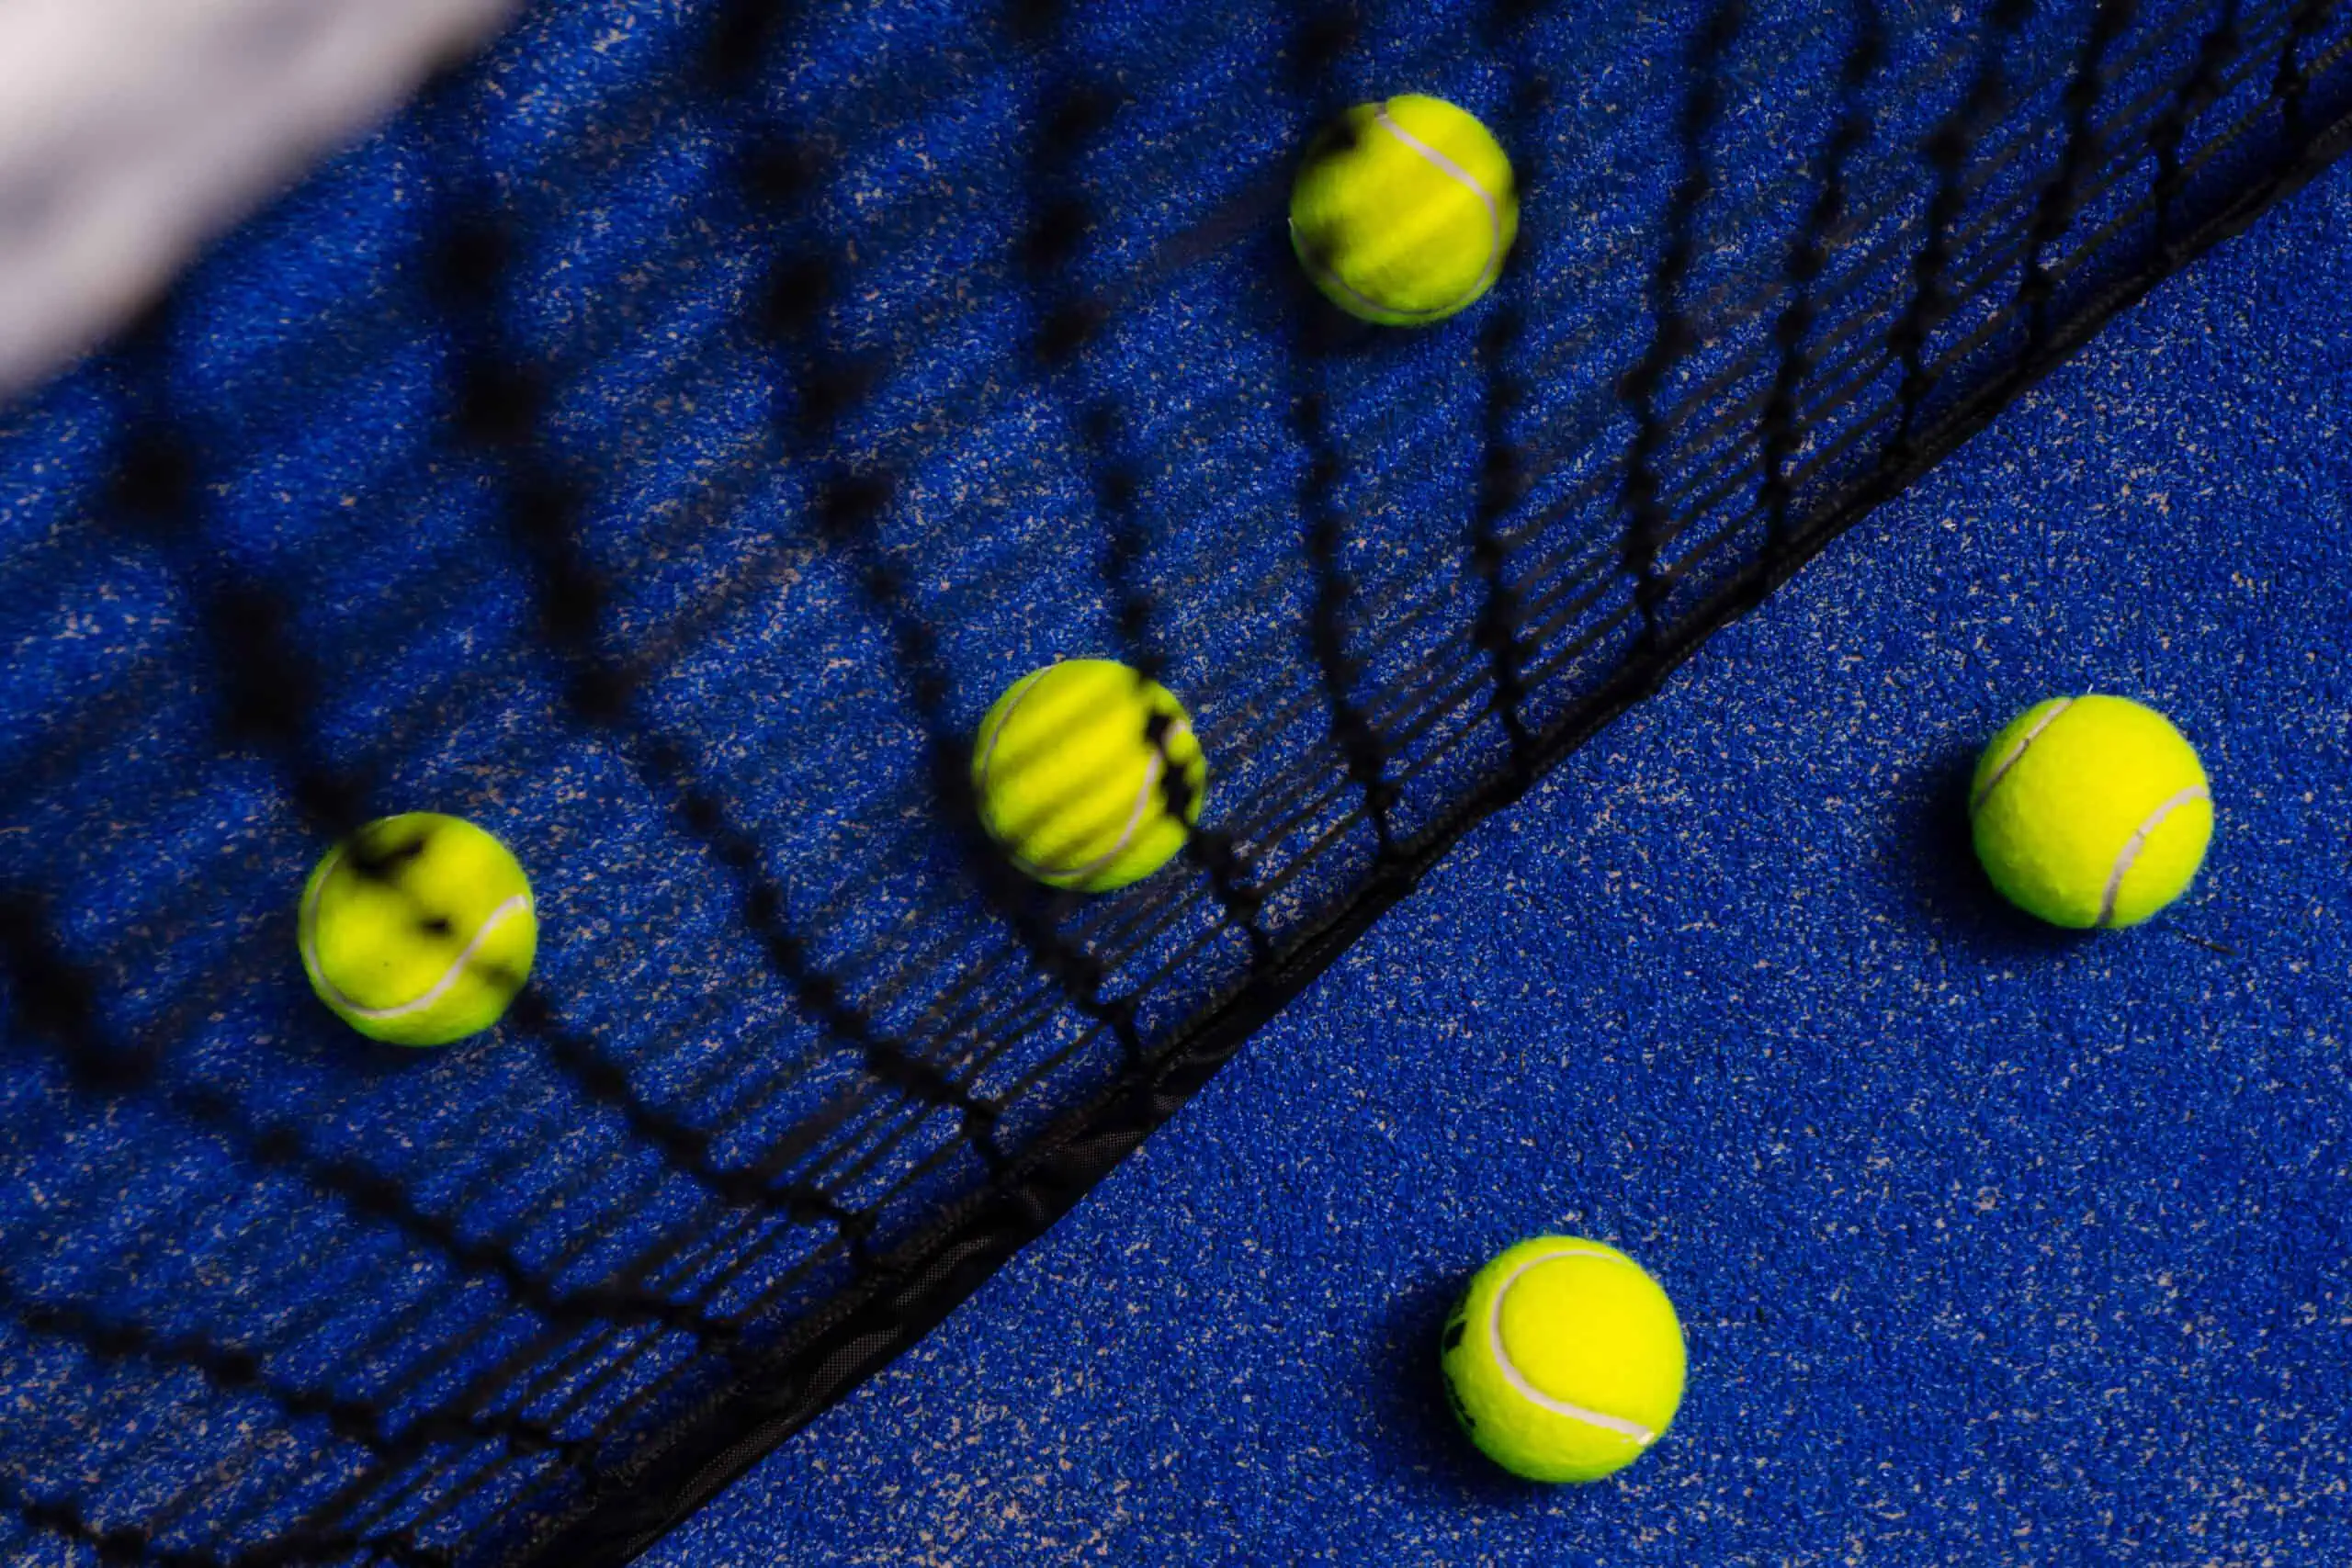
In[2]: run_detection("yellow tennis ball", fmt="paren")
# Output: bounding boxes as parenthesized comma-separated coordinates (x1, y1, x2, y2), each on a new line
(970, 659, 1205, 893)
(1969, 694, 2212, 930)
(1439, 1235, 1687, 1483)
(298, 813, 537, 1046)
(1288, 93, 1518, 326)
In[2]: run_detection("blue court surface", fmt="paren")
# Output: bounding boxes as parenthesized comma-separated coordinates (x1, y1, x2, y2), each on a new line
(644, 148, 2352, 1564)
(0, 0, 2347, 1562)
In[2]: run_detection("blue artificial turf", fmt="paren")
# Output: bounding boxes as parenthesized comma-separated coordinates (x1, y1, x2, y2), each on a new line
(0, 0, 2346, 1561)
(642, 137, 2352, 1568)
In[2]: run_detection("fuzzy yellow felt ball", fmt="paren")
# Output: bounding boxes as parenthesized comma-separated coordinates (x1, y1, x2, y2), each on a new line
(1289, 94, 1518, 326)
(970, 659, 1205, 893)
(298, 813, 537, 1046)
(1439, 1235, 1687, 1483)
(1969, 694, 2212, 929)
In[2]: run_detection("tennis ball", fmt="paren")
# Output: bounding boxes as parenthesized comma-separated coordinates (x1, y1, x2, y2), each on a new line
(1289, 93, 1518, 326)
(1439, 1235, 1686, 1483)
(970, 659, 1205, 893)
(298, 813, 537, 1046)
(1969, 694, 2212, 930)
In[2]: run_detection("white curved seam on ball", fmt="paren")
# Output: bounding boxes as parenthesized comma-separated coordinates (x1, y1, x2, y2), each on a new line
(1970, 694, 2075, 813)
(2097, 783, 2208, 928)
(297, 840, 354, 1002)
(1022, 717, 1191, 882)
(1373, 107, 1505, 309)
(974, 666, 1052, 799)
(300, 858, 532, 1023)
(1486, 1247, 1659, 1445)
(1289, 109, 1503, 323)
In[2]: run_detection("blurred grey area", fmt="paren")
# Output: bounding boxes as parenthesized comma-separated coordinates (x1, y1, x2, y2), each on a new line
(0, 0, 518, 397)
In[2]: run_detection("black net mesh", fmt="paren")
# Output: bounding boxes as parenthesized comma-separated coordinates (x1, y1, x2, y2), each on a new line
(0, 0, 2346, 1562)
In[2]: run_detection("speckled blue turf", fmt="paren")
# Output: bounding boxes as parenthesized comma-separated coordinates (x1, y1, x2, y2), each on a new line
(642, 143, 2352, 1566)
(0, 0, 2347, 1561)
